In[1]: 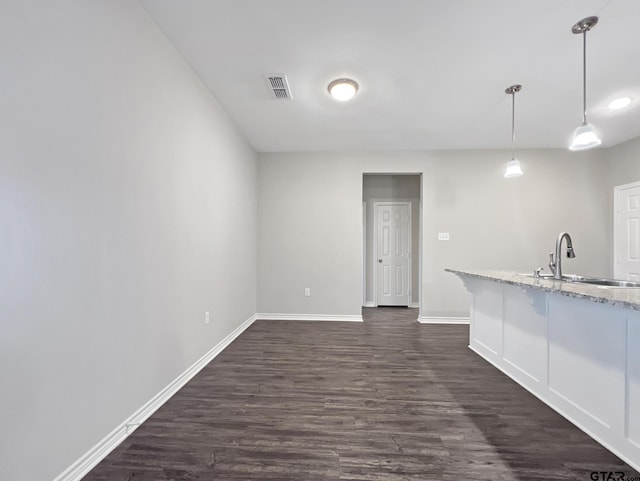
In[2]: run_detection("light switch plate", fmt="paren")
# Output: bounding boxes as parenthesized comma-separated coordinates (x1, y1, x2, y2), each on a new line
(438, 232, 450, 241)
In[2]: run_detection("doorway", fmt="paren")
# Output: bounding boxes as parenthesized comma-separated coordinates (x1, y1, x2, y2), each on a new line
(614, 181, 640, 280)
(363, 174, 421, 308)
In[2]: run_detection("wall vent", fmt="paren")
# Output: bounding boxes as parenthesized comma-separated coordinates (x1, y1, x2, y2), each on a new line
(265, 74, 292, 100)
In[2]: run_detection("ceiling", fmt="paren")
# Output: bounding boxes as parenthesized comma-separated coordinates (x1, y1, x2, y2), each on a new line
(140, 0, 640, 152)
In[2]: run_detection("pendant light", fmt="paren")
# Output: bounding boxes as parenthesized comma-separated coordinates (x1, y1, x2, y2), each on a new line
(504, 84, 523, 178)
(569, 16, 601, 151)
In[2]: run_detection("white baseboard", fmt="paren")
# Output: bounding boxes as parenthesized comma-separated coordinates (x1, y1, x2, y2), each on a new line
(256, 313, 363, 322)
(418, 316, 470, 324)
(363, 303, 419, 308)
(53, 314, 258, 481)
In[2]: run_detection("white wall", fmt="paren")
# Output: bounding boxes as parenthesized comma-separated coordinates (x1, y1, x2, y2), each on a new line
(257, 154, 362, 315)
(604, 136, 640, 188)
(258, 149, 608, 318)
(363, 175, 420, 306)
(0, 2, 257, 480)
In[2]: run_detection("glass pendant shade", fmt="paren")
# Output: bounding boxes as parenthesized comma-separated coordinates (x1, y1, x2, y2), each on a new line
(569, 122, 601, 151)
(504, 158, 523, 178)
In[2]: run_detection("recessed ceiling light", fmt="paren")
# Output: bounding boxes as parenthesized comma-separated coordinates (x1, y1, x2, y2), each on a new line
(608, 97, 631, 110)
(328, 78, 358, 101)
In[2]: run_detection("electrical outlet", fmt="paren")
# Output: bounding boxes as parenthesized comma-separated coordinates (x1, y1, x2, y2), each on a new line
(304, 288, 311, 297)
(205, 311, 210, 325)
(438, 232, 450, 241)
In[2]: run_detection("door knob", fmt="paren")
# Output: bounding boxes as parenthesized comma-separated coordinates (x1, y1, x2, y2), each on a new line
(378, 259, 383, 263)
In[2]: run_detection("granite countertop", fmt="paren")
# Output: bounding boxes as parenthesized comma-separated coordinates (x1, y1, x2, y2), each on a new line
(446, 268, 640, 311)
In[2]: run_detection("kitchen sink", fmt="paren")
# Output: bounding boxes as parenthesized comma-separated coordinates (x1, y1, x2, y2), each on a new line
(562, 275, 640, 287)
(519, 273, 640, 288)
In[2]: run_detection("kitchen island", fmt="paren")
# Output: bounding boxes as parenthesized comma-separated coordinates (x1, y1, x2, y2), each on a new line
(448, 269, 640, 472)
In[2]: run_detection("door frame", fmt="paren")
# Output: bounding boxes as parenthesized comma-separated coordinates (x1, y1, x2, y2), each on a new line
(362, 201, 367, 306)
(613, 180, 640, 279)
(372, 201, 412, 307)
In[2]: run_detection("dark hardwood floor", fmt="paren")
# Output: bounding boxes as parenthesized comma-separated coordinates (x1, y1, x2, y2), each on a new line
(82, 307, 638, 480)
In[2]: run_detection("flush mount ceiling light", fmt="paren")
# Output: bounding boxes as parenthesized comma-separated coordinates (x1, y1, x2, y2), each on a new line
(608, 97, 631, 110)
(328, 78, 358, 101)
(504, 84, 524, 178)
(569, 16, 602, 151)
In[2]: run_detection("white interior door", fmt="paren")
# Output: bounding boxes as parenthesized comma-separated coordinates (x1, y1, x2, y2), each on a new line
(615, 182, 640, 280)
(376, 203, 410, 306)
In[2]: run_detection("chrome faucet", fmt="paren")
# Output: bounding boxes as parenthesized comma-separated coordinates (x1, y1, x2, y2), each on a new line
(548, 232, 575, 280)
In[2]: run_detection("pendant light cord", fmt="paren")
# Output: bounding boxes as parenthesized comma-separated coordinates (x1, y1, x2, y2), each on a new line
(511, 91, 516, 160)
(582, 30, 587, 125)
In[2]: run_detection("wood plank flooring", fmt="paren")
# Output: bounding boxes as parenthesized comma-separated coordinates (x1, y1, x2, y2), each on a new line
(82, 307, 639, 480)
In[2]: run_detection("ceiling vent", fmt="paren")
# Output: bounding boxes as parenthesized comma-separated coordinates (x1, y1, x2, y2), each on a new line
(265, 74, 292, 100)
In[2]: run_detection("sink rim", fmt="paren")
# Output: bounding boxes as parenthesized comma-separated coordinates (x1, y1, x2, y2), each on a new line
(518, 272, 640, 288)
(571, 277, 640, 288)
